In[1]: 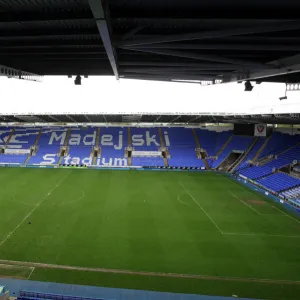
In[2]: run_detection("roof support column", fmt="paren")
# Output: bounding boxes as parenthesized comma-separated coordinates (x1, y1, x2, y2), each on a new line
(88, 0, 119, 79)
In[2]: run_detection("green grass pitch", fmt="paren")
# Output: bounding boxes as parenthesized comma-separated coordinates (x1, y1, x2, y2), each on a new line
(0, 168, 300, 299)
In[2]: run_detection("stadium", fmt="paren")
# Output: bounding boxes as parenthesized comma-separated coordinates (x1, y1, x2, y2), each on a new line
(0, 1, 300, 300)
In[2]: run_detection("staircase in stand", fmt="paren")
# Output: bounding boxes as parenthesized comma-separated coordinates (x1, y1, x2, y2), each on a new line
(252, 135, 271, 162)
(127, 127, 132, 166)
(192, 128, 210, 169)
(25, 128, 42, 165)
(229, 137, 258, 173)
(58, 128, 71, 165)
(216, 134, 232, 157)
(5, 128, 15, 147)
(92, 127, 101, 165)
(159, 128, 168, 167)
(34, 128, 43, 147)
(24, 154, 31, 165)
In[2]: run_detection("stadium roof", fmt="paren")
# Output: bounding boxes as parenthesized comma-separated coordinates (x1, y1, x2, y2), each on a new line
(1, 0, 300, 84)
(0, 113, 299, 125)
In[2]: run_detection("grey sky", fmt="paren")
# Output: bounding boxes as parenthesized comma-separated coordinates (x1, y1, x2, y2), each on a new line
(0, 76, 299, 115)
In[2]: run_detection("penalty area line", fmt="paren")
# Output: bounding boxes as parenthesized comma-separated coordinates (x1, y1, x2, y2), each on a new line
(229, 190, 261, 215)
(178, 182, 223, 234)
(0, 259, 299, 285)
(271, 205, 300, 224)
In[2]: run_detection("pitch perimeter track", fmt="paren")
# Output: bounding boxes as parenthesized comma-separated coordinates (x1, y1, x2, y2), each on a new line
(0, 259, 299, 285)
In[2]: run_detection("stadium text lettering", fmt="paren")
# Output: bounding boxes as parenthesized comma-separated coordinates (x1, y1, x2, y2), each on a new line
(48, 130, 170, 148)
(42, 154, 127, 167)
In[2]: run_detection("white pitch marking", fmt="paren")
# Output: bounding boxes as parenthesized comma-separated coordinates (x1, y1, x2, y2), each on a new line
(178, 182, 223, 234)
(229, 191, 261, 215)
(12, 195, 36, 207)
(223, 176, 300, 223)
(223, 175, 265, 201)
(60, 190, 85, 205)
(271, 205, 300, 224)
(0, 172, 70, 248)
(177, 194, 188, 206)
(27, 267, 35, 279)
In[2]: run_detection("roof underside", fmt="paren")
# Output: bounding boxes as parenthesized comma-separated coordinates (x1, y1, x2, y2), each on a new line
(0, 113, 299, 125)
(1, 0, 300, 83)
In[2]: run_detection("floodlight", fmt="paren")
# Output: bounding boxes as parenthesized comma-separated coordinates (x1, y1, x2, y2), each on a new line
(244, 81, 253, 91)
(74, 75, 81, 85)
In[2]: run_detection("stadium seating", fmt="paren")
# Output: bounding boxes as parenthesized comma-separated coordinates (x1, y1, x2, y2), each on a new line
(0, 154, 28, 164)
(167, 128, 205, 168)
(256, 172, 300, 192)
(257, 131, 299, 159)
(0, 126, 298, 175)
(281, 186, 300, 199)
(18, 291, 103, 300)
(98, 127, 128, 167)
(210, 135, 254, 168)
(27, 128, 63, 165)
(7, 128, 40, 149)
(132, 156, 164, 167)
(239, 144, 300, 179)
(235, 137, 265, 171)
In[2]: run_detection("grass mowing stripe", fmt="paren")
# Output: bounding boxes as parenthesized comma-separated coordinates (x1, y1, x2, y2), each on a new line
(1, 259, 300, 285)
(222, 232, 300, 238)
(0, 171, 70, 248)
(178, 181, 223, 234)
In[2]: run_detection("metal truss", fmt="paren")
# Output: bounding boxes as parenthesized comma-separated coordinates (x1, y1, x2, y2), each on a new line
(0, 64, 43, 82)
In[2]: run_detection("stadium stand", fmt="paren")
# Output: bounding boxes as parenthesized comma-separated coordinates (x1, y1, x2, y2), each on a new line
(235, 137, 265, 171)
(256, 131, 299, 159)
(239, 144, 300, 179)
(211, 135, 254, 168)
(0, 127, 299, 188)
(99, 127, 128, 167)
(167, 128, 204, 168)
(281, 186, 300, 199)
(7, 128, 40, 148)
(27, 128, 64, 165)
(256, 173, 300, 192)
(0, 154, 28, 164)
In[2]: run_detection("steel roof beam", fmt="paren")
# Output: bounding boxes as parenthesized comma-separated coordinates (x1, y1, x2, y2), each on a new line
(0, 34, 100, 41)
(118, 21, 300, 47)
(0, 11, 93, 23)
(124, 48, 271, 69)
(48, 115, 61, 122)
(0, 64, 42, 82)
(224, 53, 300, 82)
(122, 73, 216, 81)
(88, 0, 119, 79)
(121, 26, 145, 41)
(132, 43, 300, 52)
(119, 61, 239, 69)
(121, 67, 231, 75)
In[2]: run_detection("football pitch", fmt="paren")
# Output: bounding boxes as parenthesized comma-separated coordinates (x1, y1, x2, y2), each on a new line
(0, 168, 300, 299)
